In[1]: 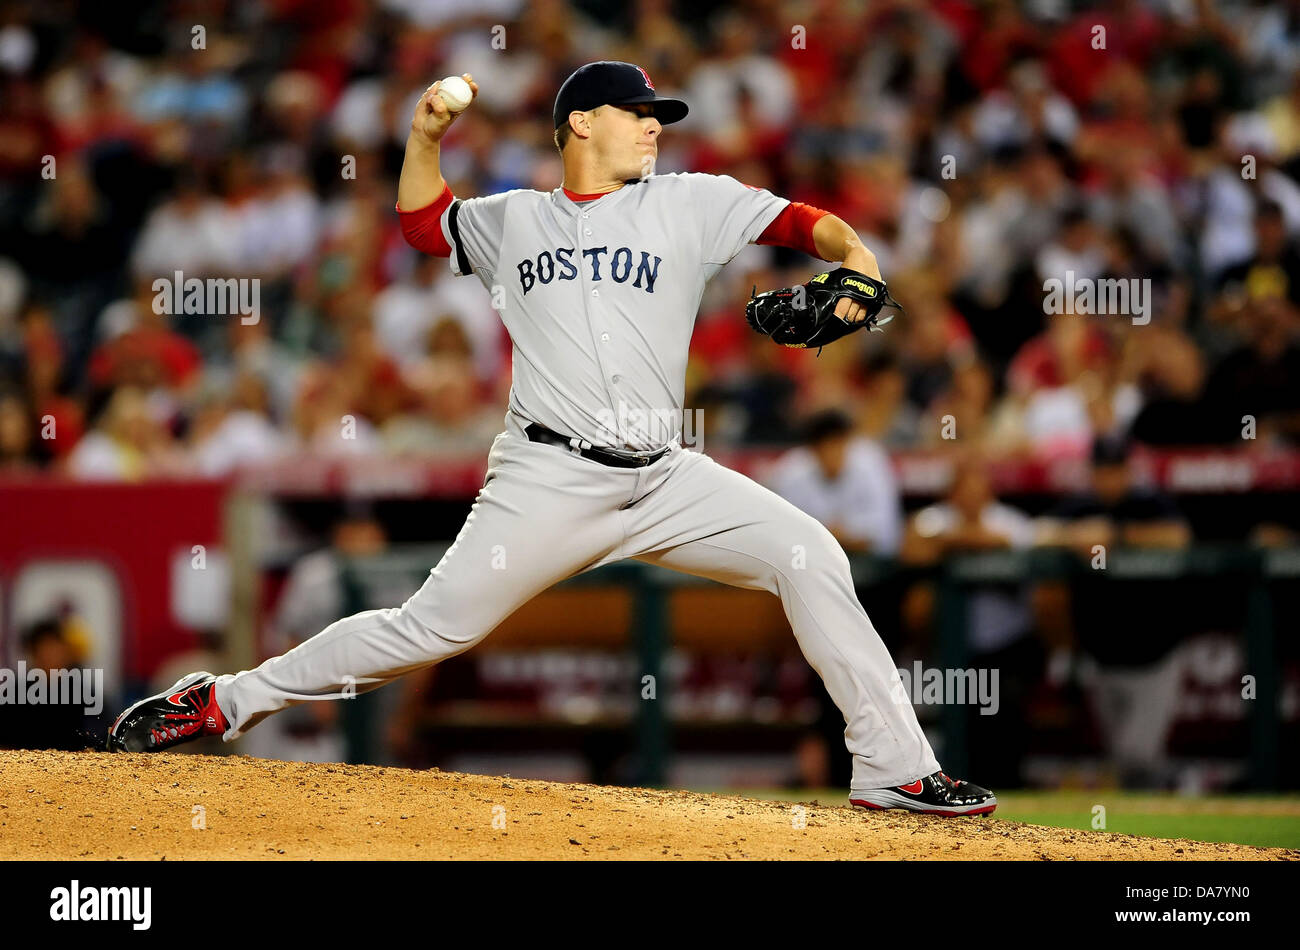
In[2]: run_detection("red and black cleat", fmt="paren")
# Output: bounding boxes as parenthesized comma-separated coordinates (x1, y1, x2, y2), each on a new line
(850, 770, 997, 816)
(106, 672, 229, 753)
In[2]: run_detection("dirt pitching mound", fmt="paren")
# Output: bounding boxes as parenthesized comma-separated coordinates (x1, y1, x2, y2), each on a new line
(1, 750, 1293, 860)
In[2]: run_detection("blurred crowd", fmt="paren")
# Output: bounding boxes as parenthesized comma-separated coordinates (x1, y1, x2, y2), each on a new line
(1, 0, 1300, 482)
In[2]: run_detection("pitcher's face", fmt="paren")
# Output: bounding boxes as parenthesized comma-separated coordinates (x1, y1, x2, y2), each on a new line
(590, 103, 661, 181)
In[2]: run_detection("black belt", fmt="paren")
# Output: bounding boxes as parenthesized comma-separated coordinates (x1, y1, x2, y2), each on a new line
(524, 423, 671, 469)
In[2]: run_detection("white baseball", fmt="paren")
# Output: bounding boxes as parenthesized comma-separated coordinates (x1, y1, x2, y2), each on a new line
(437, 75, 472, 113)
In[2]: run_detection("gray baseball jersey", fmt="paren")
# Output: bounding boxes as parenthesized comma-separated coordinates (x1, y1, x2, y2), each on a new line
(213, 172, 942, 794)
(445, 173, 787, 450)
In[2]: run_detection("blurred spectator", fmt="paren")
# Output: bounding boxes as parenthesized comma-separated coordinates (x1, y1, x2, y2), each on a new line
(202, 314, 304, 426)
(239, 505, 394, 764)
(901, 452, 1037, 648)
(373, 251, 504, 383)
(1199, 115, 1300, 280)
(684, 12, 795, 141)
(1035, 205, 1105, 287)
(130, 167, 242, 280)
(291, 360, 384, 456)
(0, 76, 54, 229)
(1040, 435, 1191, 552)
(0, 388, 38, 472)
(1005, 145, 1074, 266)
(383, 338, 503, 455)
(856, 350, 920, 448)
(894, 274, 974, 411)
(918, 356, 1025, 453)
(693, 333, 799, 444)
(1008, 316, 1135, 459)
(66, 384, 185, 480)
(1129, 326, 1213, 446)
(900, 450, 1042, 786)
(236, 144, 322, 280)
(1038, 435, 1192, 786)
(10, 154, 127, 377)
(1215, 200, 1300, 313)
(972, 60, 1078, 156)
(1203, 297, 1300, 445)
(766, 409, 902, 555)
(1087, 153, 1184, 272)
(87, 279, 202, 398)
(17, 301, 85, 460)
(0, 618, 92, 751)
(1259, 69, 1300, 174)
(190, 370, 290, 476)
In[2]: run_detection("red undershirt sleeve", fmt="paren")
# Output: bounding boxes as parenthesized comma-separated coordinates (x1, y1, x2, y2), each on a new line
(756, 201, 831, 258)
(396, 183, 456, 256)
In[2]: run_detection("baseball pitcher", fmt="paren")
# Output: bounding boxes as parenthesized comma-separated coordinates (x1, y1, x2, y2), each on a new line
(108, 62, 995, 816)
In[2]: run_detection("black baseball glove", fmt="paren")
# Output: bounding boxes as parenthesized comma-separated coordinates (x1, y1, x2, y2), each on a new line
(745, 267, 902, 351)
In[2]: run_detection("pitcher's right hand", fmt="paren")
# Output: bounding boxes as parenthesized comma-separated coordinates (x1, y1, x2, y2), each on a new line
(410, 73, 479, 144)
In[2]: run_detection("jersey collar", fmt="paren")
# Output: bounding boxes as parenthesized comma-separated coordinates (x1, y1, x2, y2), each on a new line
(552, 178, 645, 217)
(562, 186, 614, 202)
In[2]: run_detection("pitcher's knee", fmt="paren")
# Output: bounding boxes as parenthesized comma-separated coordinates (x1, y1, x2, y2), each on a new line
(392, 595, 493, 655)
(779, 517, 853, 584)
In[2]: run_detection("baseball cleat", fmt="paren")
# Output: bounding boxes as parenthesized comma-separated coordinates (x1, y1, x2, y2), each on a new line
(106, 672, 229, 753)
(850, 770, 997, 816)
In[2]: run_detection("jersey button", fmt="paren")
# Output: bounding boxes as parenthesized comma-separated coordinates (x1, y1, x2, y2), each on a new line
(591, 289, 599, 297)
(584, 228, 592, 236)
(611, 375, 622, 384)
(600, 333, 610, 342)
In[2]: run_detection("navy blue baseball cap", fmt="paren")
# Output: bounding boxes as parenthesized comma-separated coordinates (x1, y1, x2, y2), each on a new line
(553, 61, 688, 130)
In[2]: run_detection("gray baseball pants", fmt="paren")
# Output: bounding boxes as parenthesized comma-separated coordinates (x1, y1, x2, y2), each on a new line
(214, 412, 940, 791)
